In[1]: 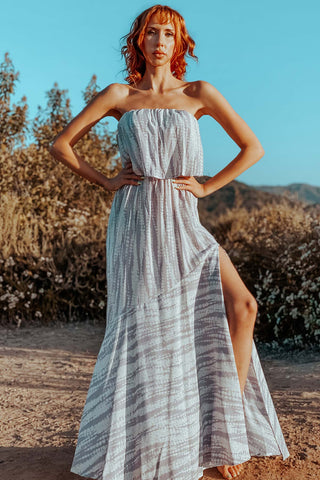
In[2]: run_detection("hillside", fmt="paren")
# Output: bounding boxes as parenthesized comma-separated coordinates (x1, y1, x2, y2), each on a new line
(197, 177, 290, 222)
(251, 182, 320, 205)
(196, 177, 320, 233)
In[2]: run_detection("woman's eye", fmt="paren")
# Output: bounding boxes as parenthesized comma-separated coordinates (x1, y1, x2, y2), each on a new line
(146, 30, 174, 36)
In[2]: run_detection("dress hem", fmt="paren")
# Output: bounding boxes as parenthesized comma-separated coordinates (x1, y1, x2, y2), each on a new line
(70, 451, 290, 480)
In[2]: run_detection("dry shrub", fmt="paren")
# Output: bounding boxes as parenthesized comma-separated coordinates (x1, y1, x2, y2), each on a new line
(0, 54, 123, 327)
(212, 198, 320, 347)
(0, 142, 121, 327)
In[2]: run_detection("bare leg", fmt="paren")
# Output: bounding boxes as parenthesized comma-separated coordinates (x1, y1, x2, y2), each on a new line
(216, 246, 257, 478)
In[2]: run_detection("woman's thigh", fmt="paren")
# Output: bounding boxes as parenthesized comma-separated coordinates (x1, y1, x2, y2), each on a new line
(218, 246, 257, 325)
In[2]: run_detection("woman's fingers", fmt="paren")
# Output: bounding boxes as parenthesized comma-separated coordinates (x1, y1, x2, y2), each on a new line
(123, 163, 144, 180)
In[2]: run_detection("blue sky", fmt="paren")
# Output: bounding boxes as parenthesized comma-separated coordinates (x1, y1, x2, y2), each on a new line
(1, 0, 319, 187)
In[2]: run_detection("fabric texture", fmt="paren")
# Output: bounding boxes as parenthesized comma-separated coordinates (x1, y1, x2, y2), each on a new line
(70, 108, 290, 480)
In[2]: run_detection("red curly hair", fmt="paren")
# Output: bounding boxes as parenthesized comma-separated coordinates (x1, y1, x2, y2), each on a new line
(120, 4, 198, 86)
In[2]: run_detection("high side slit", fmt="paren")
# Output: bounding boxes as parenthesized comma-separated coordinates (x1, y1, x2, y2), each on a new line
(70, 108, 290, 480)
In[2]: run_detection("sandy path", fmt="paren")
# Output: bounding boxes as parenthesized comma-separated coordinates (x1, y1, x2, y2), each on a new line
(0, 321, 319, 480)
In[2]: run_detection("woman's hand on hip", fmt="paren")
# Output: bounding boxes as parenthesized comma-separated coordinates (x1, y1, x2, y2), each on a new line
(106, 160, 145, 191)
(172, 176, 207, 198)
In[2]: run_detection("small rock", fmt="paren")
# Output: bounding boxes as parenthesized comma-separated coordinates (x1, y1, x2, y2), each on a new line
(297, 452, 308, 460)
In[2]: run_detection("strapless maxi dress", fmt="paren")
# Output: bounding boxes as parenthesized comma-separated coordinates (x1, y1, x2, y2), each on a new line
(70, 108, 290, 480)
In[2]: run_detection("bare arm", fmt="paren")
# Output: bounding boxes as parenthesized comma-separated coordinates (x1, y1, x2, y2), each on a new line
(49, 83, 123, 191)
(197, 81, 265, 196)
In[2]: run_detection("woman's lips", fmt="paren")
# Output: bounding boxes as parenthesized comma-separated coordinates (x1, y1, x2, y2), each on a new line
(153, 52, 165, 57)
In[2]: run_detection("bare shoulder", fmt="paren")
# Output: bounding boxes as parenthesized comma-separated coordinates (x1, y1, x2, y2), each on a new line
(98, 82, 129, 105)
(196, 79, 218, 92)
(100, 82, 129, 96)
(87, 82, 131, 119)
(183, 79, 217, 94)
(196, 80, 225, 112)
(189, 80, 237, 122)
(179, 80, 223, 118)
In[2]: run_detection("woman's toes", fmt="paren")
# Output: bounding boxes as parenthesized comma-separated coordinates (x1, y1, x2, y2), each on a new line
(216, 463, 244, 479)
(235, 463, 244, 475)
(229, 466, 239, 477)
(216, 465, 231, 478)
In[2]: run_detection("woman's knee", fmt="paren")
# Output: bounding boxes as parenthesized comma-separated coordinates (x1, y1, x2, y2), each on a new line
(230, 295, 257, 331)
(246, 296, 258, 317)
(218, 246, 258, 328)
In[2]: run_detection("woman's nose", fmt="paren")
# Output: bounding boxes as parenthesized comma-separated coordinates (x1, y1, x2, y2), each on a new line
(156, 33, 166, 45)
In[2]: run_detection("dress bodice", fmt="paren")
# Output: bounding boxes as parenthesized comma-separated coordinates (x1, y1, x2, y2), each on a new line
(116, 108, 203, 178)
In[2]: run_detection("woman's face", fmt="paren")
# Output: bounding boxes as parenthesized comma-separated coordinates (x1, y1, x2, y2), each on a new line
(141, 14, 176, 67)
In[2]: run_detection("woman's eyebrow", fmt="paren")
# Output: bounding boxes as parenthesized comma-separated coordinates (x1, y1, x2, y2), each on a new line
(147, 25, 175, 32)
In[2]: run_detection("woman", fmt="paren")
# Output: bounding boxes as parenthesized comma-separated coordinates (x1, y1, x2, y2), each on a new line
(50, 4, 290, 480)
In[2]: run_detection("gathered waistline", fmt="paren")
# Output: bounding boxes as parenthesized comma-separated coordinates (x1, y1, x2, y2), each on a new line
(143, 176, 175, 179)
(141, 176, 187, 180)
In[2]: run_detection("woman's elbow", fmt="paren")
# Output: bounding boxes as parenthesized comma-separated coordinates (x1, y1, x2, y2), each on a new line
(48, 139, 66, 158)
(252, 142, 265, 158)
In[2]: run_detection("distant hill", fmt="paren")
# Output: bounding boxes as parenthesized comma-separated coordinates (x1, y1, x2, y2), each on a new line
(250, 183, 320, 205)
(196, 178, 320, 229)
(197, 177, 286, 217)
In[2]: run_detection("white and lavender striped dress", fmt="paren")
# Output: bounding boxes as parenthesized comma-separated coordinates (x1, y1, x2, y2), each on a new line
(70, 108, 290, 480)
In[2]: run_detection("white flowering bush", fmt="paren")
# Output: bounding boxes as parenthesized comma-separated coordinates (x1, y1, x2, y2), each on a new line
(213, 198, 320, 347)
(0, 248, 109, 326)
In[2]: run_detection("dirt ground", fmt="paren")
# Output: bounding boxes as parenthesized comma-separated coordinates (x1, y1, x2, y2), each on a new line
(0, 321, 319, 480)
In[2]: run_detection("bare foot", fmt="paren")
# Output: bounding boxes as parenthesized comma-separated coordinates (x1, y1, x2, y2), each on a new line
(216, 463, 244, 478)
